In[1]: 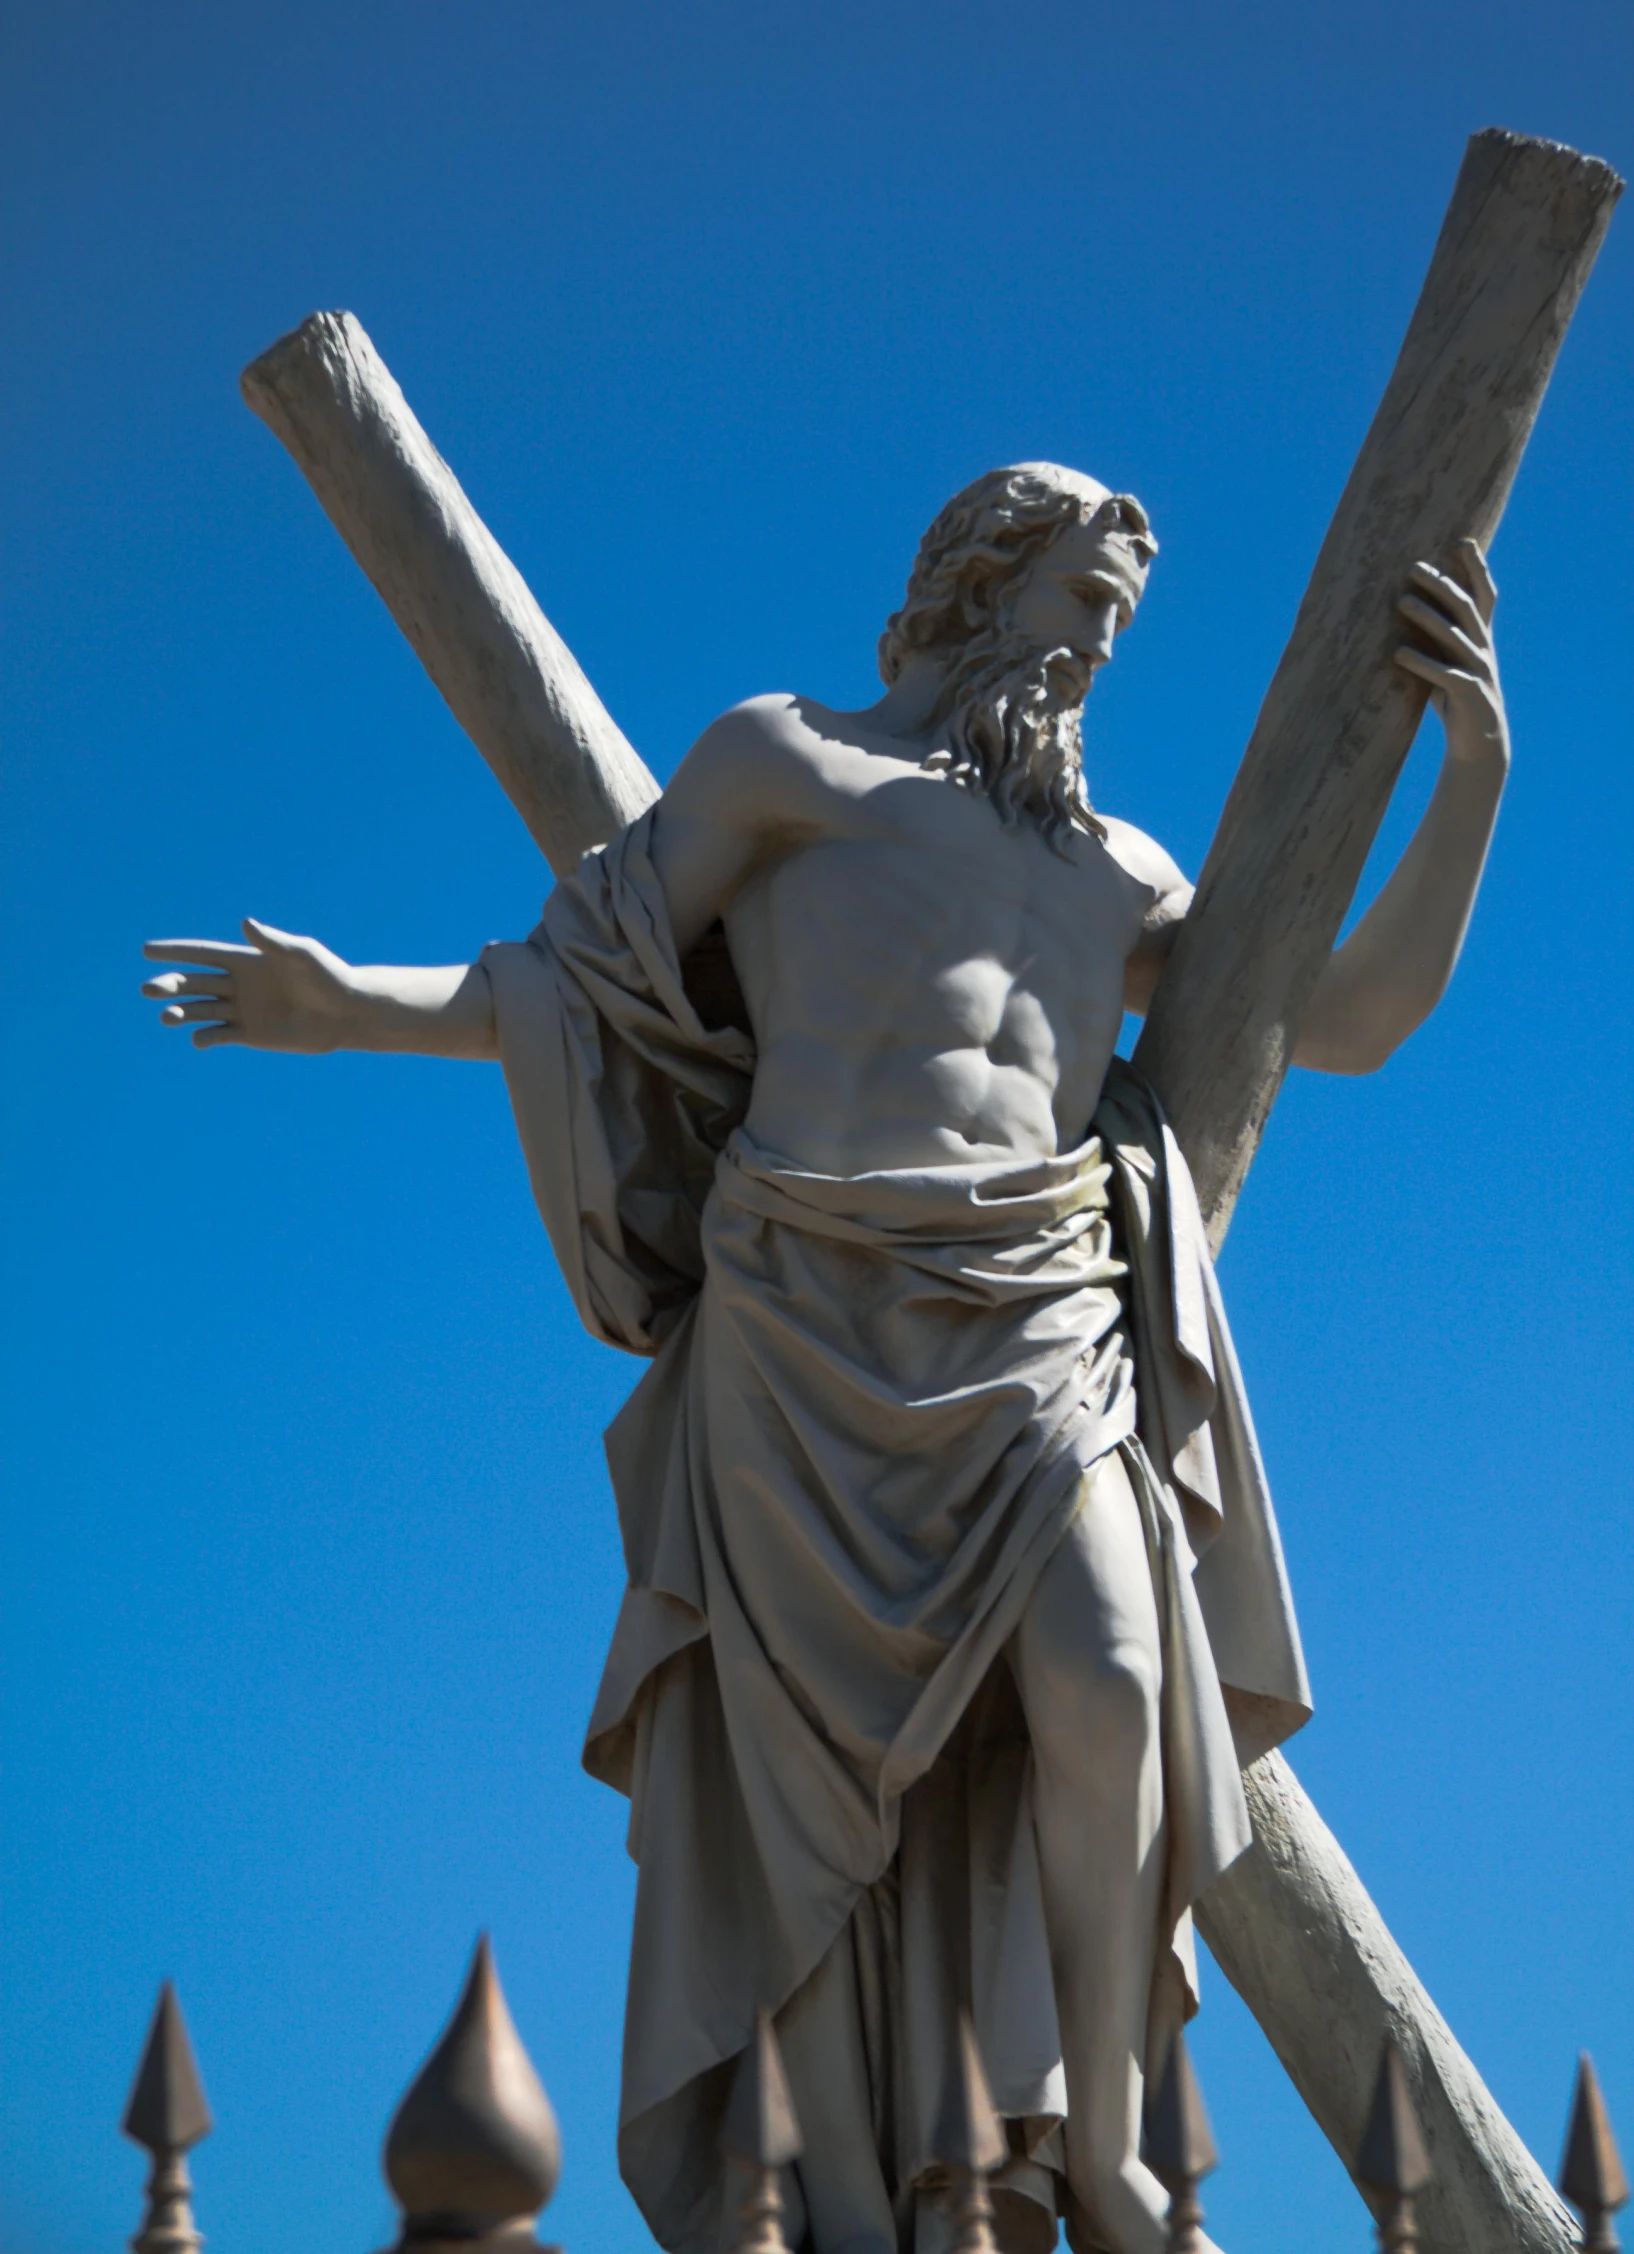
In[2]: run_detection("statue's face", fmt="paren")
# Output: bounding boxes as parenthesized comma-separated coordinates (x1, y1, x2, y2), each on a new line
(1005, 513, 1148, 676)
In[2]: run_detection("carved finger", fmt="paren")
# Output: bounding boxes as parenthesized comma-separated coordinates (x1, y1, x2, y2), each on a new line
(143, 971, 235, 1000)
(162, 1000, 240, 1026)
(1455, 536, 1498, 624)
(241, 916, 298, 950)
(1405, 560, 1485, 641)
(1394, 646, 1477, 694)
(1395, 593, 1488, 672)
(144, 938, 259, 967)
(192, 1022, 243, 1050)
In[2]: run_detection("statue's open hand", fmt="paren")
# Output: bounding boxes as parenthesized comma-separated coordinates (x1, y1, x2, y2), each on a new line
(142, 920, 356, 1052)
(1393, 539, 1508, 765)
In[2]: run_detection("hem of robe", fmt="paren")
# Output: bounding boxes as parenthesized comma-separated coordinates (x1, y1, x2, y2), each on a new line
(596, 1436, 1259, 2254)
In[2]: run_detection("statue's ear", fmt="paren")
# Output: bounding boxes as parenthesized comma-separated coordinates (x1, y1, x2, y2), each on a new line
(958, 559, 998, 632)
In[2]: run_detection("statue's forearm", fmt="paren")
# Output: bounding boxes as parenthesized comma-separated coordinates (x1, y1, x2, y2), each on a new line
(1295, 740, 1506, 1074)
(144, 927, 500, 1058)
(336, 960, 497, 1058)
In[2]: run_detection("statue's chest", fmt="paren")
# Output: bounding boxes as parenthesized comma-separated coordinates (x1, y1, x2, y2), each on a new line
(739, 777, 1148, 1039)
(834, 768, 1153, 960)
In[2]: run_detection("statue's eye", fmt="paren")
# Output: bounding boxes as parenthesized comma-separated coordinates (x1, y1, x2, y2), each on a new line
(1071, 578, 1121, 618)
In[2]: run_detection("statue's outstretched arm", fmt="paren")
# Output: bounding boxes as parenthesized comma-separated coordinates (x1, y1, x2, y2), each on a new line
(142, 921, 497, 1058)
(1294, 540, 1509, 1076)
(139, 699, 795, 1062)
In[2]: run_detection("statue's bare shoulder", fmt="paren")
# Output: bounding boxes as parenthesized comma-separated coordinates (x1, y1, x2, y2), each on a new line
(672, 690, 916, 818)
(644, 694, 838, 954)
(657, 691, 866, 845)
(1097, 816, 1193, 1012)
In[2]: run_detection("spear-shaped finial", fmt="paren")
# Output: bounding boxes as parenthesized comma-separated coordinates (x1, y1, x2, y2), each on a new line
(1560, 2054, 1629, 2254)
(931, 2012, 1006, 2254)
(1356, 2040, 1432, 2252)
(722, 2006, 803, 2254)
(1144, 2029, 1218, 2254)
(122, 1982, 213, 2254)
(381, 1935, 562, 2251)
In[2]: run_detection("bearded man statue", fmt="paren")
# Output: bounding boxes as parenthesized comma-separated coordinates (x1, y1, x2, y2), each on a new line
(145, 461, 1516, 2254)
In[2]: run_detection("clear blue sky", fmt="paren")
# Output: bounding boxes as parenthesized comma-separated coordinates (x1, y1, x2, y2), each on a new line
(2, 4, 1629, 2249)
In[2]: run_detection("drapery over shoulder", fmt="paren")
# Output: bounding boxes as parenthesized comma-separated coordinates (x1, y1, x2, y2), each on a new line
(482, 811, 1310, 2254)
(484, 812, 756, 1353)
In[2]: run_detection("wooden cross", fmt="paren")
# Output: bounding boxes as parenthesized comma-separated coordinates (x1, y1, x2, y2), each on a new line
(236, 128, 1619, 2254)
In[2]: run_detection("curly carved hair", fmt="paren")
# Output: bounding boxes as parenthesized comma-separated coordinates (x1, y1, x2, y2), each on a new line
(878, 463, 1157, 687)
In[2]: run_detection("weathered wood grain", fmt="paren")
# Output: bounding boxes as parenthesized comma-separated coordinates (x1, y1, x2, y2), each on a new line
(1135, 127, 1622, 1249)
(241, 312, 660, 875)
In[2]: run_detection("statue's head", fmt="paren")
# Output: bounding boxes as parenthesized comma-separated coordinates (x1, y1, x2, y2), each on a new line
(879, 464, 1157, 853)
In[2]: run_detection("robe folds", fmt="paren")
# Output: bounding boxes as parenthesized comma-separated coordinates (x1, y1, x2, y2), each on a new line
(483, 810, 1311, 2254)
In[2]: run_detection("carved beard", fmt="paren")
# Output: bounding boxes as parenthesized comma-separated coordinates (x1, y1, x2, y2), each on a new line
(920, 633, 1105, 855)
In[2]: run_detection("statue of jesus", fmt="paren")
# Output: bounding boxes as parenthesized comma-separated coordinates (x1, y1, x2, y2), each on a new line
(144, 465, 1510, 2254)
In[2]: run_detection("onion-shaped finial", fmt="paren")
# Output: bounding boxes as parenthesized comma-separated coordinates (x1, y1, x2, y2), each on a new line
(382, 1935, 561, 2250)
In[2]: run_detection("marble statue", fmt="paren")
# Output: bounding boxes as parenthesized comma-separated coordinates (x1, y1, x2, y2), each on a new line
(144, 464, 1511, 2254)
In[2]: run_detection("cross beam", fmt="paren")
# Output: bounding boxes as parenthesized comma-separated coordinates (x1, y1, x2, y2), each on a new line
(239, 126, 1620, 2254)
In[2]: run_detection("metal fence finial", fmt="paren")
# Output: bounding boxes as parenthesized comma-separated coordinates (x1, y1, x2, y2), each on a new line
(722, 2005, 803, 2254)
(1560, 2054, 1629, 2254)
(1356, 2039, 1432, 2251)
(1144, 2028, 1218, 2254)
(122, 1982, 213, 2254)
(931, 2010, 1006, 2254)
(381, 1933, 562, 2251)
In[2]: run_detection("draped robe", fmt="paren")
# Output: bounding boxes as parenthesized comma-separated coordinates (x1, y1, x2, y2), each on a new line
(483, 812, 1310, 2252)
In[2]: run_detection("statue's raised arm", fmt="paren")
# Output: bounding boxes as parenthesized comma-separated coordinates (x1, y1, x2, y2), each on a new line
(1294, 539, 1508, 1073)
(1119, 538, 1510, 1076)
